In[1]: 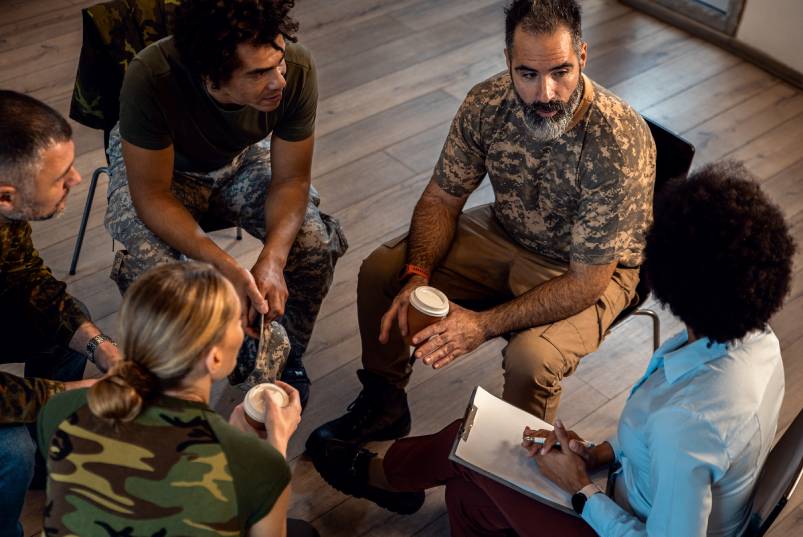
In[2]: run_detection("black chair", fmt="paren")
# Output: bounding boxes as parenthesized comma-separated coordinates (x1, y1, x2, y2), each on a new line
(742, 409, 803, 536)
(605, 116, 696, 351)
(69, 166, 110, 275)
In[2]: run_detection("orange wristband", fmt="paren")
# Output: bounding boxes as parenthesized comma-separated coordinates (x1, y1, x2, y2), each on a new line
(398, 264, 430, 282)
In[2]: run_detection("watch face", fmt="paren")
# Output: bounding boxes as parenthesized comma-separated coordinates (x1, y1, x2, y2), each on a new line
(571, 492, 587, 515)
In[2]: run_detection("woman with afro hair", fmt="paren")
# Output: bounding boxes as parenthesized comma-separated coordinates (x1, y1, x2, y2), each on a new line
(311, 160, 796, 537)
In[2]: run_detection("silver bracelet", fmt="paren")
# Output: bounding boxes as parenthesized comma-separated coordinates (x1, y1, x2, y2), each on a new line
(86, 334, 116, 364)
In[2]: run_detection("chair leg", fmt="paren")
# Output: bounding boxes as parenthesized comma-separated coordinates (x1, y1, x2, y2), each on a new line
(632, 309, 661, 351)
(69, 167, 107, 275)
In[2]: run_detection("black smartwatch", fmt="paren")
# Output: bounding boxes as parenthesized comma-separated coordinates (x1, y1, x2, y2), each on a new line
(571, 484, 602, 515)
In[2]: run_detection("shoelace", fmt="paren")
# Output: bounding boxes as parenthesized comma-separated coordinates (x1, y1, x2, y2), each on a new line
(345, 392, 376, 428)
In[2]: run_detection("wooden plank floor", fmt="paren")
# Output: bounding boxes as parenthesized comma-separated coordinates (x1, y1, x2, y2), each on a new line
(2, 0, 802, 535)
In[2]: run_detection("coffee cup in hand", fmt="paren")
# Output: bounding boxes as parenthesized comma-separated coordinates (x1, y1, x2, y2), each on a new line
(243, 382, 289, 431)
(404, 286, 449, 346)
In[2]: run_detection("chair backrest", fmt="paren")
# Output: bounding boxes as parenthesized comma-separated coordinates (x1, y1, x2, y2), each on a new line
(70, 0, 181, 138)
(743, 409, 803, 536)
(612, 117, 695, 321)
(644, 116, 696, 192)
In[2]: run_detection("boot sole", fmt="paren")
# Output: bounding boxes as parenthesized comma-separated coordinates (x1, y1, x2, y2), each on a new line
(312, 457, 424, 515)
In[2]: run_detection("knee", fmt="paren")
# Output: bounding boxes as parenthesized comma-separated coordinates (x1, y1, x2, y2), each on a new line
(294, 211, 346, 261)
(358, 244, 404, 295)
(0, 427, 35, 485)
(503, 333, 566, 391)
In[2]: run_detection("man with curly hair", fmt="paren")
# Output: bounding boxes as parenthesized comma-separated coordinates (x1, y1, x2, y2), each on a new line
(104, 0, 347, 406)
(310, 0, 655, 449)
(311, 160, 795, 535)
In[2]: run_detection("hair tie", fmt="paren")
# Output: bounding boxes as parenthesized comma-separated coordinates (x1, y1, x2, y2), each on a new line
(113, 360, 160, 401)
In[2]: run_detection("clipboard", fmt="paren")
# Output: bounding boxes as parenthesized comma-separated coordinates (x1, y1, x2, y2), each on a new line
(449, 386, 608, 516)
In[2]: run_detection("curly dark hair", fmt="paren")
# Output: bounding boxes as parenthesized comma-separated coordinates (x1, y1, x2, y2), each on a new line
(644, 160, 795, 344)
(174, 0, 299, 87)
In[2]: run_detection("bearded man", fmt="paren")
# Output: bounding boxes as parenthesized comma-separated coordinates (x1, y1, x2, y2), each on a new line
(309, 0, 656, 451)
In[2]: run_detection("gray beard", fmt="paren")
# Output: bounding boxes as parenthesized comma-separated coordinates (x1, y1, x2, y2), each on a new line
(515, 76, 584, 142)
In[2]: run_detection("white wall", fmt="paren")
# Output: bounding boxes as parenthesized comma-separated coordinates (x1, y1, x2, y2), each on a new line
(737, 0, 803, 73)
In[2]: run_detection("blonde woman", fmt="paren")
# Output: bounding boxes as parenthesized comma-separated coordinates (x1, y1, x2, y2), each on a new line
(36, 262, 310, 536)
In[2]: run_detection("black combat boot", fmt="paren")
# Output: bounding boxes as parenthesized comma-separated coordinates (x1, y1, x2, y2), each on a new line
(312, 438, 424, 515)
(305, 369, 411, 455)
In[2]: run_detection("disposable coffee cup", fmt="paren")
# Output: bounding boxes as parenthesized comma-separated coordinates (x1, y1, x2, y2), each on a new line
(243, 382, 289, 431)
(404, 286, 450, 346)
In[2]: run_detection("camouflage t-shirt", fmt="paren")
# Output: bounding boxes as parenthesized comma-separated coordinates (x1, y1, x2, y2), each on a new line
(38, 389, 291, 536)
(433, 73, 656, 267)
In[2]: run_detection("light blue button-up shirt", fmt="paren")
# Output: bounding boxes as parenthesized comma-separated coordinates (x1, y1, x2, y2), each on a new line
(582, 329, 784, 536)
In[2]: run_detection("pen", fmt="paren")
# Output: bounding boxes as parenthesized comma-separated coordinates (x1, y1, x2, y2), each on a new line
(522, 435, 596, 449)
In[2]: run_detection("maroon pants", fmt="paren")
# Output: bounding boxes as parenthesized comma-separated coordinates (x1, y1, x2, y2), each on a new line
(383, 420, 597, 537)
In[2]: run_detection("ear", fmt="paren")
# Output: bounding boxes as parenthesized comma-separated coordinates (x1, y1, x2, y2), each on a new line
(578, 41, 588, 70)
(504, 47, 511, 70)
(203, 344, 225, 379)
(0, 184, 19, 213)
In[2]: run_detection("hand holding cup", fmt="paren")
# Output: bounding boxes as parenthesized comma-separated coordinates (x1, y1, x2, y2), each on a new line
(241, 381, 301, 456)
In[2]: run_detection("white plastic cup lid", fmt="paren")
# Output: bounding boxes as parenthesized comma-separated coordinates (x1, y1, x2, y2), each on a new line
(243, 383, 289, 422)
(409, 286, 449, 317)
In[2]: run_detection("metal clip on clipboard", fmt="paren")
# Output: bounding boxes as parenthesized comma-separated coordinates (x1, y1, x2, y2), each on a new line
(460, 403, 478, 441)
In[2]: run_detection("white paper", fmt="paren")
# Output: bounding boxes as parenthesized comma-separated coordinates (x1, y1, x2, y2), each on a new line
(450, 386, 606, 513)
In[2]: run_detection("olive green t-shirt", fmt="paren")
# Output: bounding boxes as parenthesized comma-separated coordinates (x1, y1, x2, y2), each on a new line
(38, 389, 291, 536)
(119, 36, 317, 172)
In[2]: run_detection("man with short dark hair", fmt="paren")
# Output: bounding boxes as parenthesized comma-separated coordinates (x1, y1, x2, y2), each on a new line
(309, 0, 656, 449)
(104, 0, 347, 405)
(0, 89, 119, 537)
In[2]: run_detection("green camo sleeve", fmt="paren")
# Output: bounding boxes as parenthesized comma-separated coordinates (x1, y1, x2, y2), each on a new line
(0, 372, 65, 424)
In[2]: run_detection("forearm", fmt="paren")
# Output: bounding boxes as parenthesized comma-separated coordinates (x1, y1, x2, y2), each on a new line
(406, 192, 461, 274)
(0, 372, 64, 424)
(134, 192, 234, 269)
(268, 438, 289, 458)
(481, 273, 601, 338)
(68, 321, 121, 372)
(68, 321, 102, 353)
(259, 177, 310, 267)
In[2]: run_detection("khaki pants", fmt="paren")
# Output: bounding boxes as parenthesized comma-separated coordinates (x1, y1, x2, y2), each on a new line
(358, 205, 639, 421)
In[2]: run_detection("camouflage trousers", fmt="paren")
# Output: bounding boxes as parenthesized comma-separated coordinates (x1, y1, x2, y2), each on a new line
(104, 125, 348, 386)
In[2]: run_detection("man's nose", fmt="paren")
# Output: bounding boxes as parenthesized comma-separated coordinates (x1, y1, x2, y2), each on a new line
(534, 76, 556, 103)
(66, 167, 82, 187)
(267, 69, 286, 91)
